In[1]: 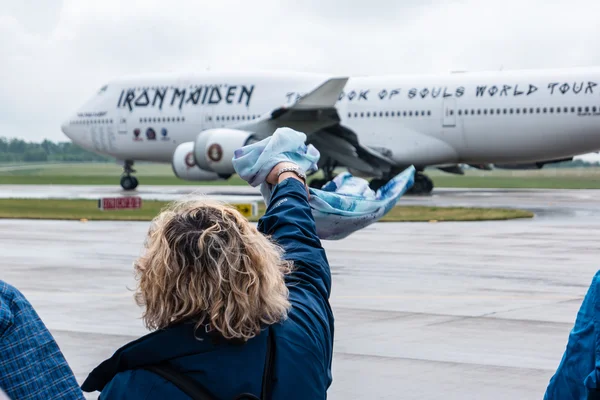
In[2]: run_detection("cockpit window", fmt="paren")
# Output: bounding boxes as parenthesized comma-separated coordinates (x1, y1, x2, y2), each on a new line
(98, 85, 108, 94)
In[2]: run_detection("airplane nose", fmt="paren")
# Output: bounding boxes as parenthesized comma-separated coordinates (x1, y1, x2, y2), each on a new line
(60, 121, 73, 140)
(61, 120, 70, 137)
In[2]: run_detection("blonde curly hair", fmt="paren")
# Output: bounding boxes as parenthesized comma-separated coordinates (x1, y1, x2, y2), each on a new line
(133, 199, 292, 341)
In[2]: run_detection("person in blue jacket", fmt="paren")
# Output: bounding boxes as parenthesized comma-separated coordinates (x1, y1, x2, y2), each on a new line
(82, 161, 334, 399)
(0, 280, 84, 400)
(545, 270, 600, 399)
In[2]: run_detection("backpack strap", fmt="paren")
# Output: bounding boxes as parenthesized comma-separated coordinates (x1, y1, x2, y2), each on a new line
(145, 363, 218, 400)
(260, 327, 276, 399)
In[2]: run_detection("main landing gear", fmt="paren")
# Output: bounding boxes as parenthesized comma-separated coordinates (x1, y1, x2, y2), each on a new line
(409, 172, 434, 195)
(369, 171, 434, 196)
(120, 160, 139, 191)
(308, 161, 336, 189)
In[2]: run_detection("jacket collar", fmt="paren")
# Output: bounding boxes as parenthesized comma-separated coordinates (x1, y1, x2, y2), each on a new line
(81, 321, 243, 393)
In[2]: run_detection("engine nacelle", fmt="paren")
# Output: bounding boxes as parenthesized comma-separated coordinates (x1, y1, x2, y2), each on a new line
(171, 142, 224, 181)
(194, 128, 254, 176)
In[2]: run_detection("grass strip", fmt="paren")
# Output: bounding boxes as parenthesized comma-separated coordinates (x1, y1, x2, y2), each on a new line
(0, 199, 534, 222)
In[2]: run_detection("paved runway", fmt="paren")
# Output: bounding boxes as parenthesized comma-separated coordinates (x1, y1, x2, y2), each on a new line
(1, 186, 599, 398)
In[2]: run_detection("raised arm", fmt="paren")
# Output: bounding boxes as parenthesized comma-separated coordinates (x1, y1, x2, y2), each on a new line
(257, 162, 332, 300)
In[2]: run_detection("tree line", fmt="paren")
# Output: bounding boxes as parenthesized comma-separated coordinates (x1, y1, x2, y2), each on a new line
(0, 137, 113, 162)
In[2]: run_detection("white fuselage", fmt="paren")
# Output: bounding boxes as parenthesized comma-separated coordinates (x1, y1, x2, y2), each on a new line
(62, 68, 600, 169)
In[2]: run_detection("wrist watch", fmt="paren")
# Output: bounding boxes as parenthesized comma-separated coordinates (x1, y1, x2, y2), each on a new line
(276, 166, 306, 183)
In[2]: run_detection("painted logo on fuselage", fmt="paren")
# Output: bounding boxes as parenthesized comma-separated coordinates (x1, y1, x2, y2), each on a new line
(117, 84, 255, 111)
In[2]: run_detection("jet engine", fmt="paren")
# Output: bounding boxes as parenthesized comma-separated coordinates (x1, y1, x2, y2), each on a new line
(193, 128, 256, 177)
(171, 141, 224, 181)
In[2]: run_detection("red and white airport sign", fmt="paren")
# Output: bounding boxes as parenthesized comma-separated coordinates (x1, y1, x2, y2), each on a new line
(98, 196, 142, 210)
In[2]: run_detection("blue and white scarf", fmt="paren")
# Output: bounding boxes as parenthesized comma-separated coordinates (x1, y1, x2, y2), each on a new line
(232, 128, 415, 240)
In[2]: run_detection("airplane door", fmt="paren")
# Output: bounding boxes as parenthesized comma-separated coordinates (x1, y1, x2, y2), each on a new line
(118, 115, 128, 134)
(442, 97, 456, 127)
(106, 125, 117, 152)
(202, 107, 214, 130)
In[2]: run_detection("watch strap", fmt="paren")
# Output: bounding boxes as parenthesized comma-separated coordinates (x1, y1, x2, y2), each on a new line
(276, 166, 306, 182)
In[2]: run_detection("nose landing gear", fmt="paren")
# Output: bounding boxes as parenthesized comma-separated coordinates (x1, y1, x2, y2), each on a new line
(120, 160, 139, 191)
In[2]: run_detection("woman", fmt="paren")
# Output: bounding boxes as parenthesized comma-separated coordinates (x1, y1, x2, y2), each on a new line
(82, 161, 334, 399)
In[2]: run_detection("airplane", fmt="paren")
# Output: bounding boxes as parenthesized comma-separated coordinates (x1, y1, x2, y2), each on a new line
(61, 67, 600, 195)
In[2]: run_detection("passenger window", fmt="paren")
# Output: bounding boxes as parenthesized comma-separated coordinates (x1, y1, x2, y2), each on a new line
(594, 106, 598, 113)
(450, 110, 454, 116)
(458, 110, 462, 116)
(536, 108, 540, 113)
(421, 111, 425, 116)
(578, 107, 582, 113)
(380, 112, 384, 117)
(556, 108, 560, 113)
(549, 107, 554, 113)
(483, 109, 488, 115)
(571, 107, 576, 113)
(543, 108, 547, 113)
(564, 107, 568, 113)
(366, 112, 371, 117)
(523, 108, 527, 114)
(216, 116, 220, 121)
(389, 111, 394, 117)
(403, 111, 407, 117)
(427, 110, 431, 116)
(354, 112, 358, 117)
(360, 112, 364, 117)
(373, 112, 377, 118)
(490, 109, 494, 115)
(585, 107, 590, 112)
(516, 109, 520, 114)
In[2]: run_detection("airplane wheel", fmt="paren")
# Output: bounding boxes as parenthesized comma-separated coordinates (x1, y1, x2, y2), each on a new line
(369, 179, 386, 192)
(422, 175, 433, 193)
(408, 173, 433, 195)
(121, 176, 138, 191)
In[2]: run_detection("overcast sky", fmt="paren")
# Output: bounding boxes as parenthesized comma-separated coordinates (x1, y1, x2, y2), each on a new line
(3, 0, 600, 156)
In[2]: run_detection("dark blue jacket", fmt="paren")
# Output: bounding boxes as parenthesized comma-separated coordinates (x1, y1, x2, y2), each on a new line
(82, 178, 334, 399)
(0, 280, 84, 400)
(545, 270, 600, 399)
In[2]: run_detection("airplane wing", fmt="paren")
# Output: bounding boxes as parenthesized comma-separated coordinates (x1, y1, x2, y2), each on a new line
(229, 77, 349, 140)
(227, 76, 399, 179)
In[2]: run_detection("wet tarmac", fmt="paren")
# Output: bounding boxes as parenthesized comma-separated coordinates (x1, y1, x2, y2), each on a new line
(1, 186, 600, 399)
